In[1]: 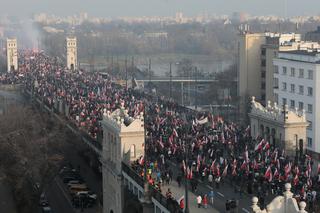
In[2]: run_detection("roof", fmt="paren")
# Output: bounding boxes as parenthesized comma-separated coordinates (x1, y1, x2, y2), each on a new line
(279, 50, 320, 56)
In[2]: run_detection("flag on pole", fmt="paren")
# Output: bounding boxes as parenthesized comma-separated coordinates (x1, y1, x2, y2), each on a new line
(222, 165, 228, 177)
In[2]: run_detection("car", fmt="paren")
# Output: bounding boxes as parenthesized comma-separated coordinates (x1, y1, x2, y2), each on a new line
(42, 206, 52, 213)
(67, 180, 83, 187)
(39, 193, 49, 206)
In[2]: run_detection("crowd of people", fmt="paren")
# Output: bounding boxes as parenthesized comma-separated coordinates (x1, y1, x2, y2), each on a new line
(2, 51, 320, 212)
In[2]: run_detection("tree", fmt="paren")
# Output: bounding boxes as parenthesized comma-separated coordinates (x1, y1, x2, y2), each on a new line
(0, 105, 72, 213)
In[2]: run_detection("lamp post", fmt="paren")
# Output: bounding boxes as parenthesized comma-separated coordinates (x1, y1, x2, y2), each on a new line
(182, 112, 190, 213)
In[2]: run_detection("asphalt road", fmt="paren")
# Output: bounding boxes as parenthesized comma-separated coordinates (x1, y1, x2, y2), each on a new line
(167, 161, 254, 213)
(46, 147, 102, 213)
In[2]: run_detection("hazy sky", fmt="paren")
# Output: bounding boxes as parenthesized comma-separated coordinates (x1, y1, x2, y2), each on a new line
(1, 0, 320, 18)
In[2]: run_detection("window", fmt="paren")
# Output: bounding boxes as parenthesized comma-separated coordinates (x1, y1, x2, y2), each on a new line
(290, 100, 295, 109)
(290, 68, 295, 77)
(274, 93, 279, 104)
(261, 82, 266, 90)
(274, 65, 279, 74)
(299, 85, 304, 95)
(282, 98, 287, 105)
(261, 48, 266, 56)
(298, 102, 304, 110)
(307, 104, 313, 113)
(308, 70, 313, 80)
(307, 121, 312, 130)
(307, 137, 312, 148)
(130, 145, 136, 158)
(261, 59, 266, 67)
(299, 69, 304, 78)
(290, 84, 295, 93)
(261, 71, 266, 78)
(282, 67, 287, 75)
(307, 87, 313, 96)
(274, 78, 279, 89)
(282, 82, 287, 91)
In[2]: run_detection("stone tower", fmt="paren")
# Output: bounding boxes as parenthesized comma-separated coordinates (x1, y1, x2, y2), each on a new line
(6, 38, 18, 72)
(66, 37, 77, 70)
(100, 107, 145, 213)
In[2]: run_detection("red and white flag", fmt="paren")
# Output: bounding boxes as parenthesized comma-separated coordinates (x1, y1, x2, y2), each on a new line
(222, 165, 229, 177)
(293, 174, 299, 186)
(264, 166, 272, 181)
(139, 156, 144, 165)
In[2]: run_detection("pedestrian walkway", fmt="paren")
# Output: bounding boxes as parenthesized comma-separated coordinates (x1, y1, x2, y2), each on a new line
(161, 179, 219, 213)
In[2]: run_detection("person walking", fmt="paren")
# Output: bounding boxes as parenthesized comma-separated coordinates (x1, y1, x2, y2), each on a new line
(197, 195, 202, 208)
(203, 194, 208, 209)
(208, 190, 215, 207)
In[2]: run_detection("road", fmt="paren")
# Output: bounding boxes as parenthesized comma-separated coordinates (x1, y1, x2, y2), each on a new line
(46, 146, 102, 213)
(166, 161, 255, 213)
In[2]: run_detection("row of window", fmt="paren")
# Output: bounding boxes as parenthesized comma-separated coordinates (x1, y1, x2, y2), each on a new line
(8, 43, 16, 47)
(274, 66, 313, 80)
(281, 98, 313, 114)
(276, 80, 313, 96)
(68, 42, 76, 46)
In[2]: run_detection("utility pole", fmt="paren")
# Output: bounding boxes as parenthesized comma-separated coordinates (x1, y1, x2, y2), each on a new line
(148, 58, 151, 92)
(131, 56, 134, 79)
(169, 62, 172, 100)
(111, 55, 113, 74)
(195, 66, 198, 110)
(125, 57, 128, 90)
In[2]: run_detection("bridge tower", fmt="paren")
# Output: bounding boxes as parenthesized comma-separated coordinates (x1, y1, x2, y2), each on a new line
(6, 38, 18, 72)
(100, 108, 145, 213)
(66, 37, 77, 70)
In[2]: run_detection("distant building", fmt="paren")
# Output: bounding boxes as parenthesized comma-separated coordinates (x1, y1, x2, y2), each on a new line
(305, 26, 320, 42)
(66, 37, 77, 70)
(273, 49, 320, 158)
(6, 38, 18, 72)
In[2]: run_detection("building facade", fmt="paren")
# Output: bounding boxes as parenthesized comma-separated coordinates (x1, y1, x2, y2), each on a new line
(238, 32, 266, 114)
(273, 50, 320, 159)
(101, 108, 145, 213)
(66, 37, 77, 70)
(249, 97, 308, 157)
(6, 38, 18, 72)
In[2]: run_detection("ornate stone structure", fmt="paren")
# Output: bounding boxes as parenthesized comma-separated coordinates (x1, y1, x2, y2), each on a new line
(100, 107, 145, 213)
(6, 38, 18, 72)
(66, 37, 77, 70)
(251, 183, 307, 213)
(249, 97, 308, 156)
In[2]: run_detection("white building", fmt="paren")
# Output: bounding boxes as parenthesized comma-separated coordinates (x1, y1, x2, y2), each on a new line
(273, 50, 320, 158)
(66, 37, 77, 70)
(249, 97, 308, 157)
(100, 107, 145, 213)
(6, 38, 18, 72)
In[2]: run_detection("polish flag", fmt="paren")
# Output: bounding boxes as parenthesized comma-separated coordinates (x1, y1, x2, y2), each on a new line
(293, 174, 299, 186)
(254, 139, 264, 152)
(210, 159, 216, 172)
(139, 156, 144, 165)
(222, 165, 229, 177)
(264, 166, 272, 181)
(240, 160, 247, 170)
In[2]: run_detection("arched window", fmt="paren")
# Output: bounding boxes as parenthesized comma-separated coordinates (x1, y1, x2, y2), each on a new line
(130, 144, 136, 158)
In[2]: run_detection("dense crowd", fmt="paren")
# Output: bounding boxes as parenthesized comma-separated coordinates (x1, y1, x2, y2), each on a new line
(2, 51, 320, 212)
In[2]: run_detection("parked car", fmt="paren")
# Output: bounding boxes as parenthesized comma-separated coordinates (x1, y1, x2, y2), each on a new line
(39, 192, 49, 206)
(42, 206, 52, 213)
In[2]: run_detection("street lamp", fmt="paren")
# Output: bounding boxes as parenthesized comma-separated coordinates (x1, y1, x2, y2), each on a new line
(182, 112, 190, 213)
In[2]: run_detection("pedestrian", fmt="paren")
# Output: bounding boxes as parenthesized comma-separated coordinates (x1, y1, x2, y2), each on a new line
(203, 194, 208, 209)
(208, 190, 214, 207)
(197, 195, 202, 208)
(176, 174, 182, 187)
(208, 173, 213, 186)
